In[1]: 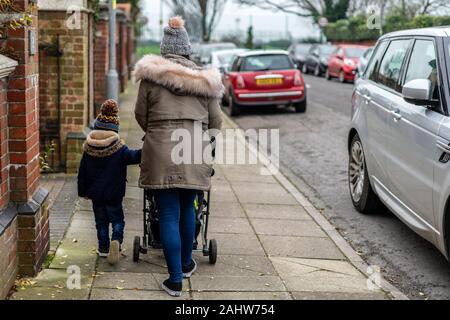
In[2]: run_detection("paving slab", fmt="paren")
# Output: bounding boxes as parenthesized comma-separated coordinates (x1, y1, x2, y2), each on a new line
(49, 245, 98, 273)
(221, 166, 279, 184)
(190, 275, 286, 292)
(292, 291, 387, 300)
(193, 292, 292, 300)
(270, 257, 379, 294)
(193, 254, 276, 276)
(11, 286, 90, 300)
(90, 288, 191, 300)
(210, 201, 246, 218)
(209, 217, 254, 234)
(96, 253, 168, 274)
(260, 235, 345, 260)
(92, 272, 160, 290)
(243, 203, 312, 220)
(231, 182, 298, 205)
(251, 219, 328, 238)
(207, 233, 266, 256)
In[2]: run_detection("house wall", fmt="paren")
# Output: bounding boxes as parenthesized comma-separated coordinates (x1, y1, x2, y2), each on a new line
(38, 9, 94, 173)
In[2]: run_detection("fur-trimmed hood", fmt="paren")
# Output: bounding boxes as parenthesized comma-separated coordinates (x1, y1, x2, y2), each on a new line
(83, 130, 124, 158)
(133, 54, 225, 99)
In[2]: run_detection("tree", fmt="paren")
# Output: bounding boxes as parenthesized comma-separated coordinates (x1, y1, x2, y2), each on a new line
(245, 25, 254, 49)
(165, 0, 227, 42)
(237, 0, 350, 23)
(165, 0, 203, 41)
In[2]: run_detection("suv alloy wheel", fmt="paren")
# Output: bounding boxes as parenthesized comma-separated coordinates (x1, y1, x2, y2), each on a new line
(349, 134, 383, 214)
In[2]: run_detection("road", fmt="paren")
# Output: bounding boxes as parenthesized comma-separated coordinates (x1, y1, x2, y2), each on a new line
(231, 74, 450, 300)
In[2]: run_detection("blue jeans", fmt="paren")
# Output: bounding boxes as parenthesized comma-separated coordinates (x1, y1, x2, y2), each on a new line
(153, 189, 197, 283)
(92, 202, 125, 251)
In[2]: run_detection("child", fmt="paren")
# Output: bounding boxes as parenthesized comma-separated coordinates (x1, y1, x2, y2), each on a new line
(78, 99, 142, 265)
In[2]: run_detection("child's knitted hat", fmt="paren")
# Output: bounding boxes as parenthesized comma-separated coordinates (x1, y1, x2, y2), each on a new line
(94, 99, 119, 132)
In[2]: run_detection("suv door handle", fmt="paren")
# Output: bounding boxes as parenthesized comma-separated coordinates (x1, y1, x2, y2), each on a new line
(391, 109, 402, 122)
(362, 95, 372, 104)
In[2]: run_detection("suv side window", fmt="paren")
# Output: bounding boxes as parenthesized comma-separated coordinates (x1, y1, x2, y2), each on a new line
(365, 41, 388, 81)
(377, 39, 411, 92)
(404, 39, 439, 100)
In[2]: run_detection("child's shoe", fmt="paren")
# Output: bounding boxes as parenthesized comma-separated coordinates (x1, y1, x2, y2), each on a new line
(107, 240, 120, 265)
(161, 280, 182, 297)
(97, 248, 109, 258)
(182, 259, 197, 279)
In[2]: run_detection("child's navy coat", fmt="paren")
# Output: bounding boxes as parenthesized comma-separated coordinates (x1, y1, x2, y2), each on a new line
(78, 131, 141, 204)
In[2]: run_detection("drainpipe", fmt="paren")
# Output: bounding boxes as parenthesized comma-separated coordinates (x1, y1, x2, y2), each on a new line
(106, 0, 119, 101)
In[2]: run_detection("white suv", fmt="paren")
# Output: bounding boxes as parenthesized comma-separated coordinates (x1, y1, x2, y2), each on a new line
(349, 27, 450, 260)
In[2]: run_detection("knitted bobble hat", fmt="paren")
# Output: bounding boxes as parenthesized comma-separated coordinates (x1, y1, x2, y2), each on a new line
(94, 99, 120, 132)
(160, 16, 192, 56)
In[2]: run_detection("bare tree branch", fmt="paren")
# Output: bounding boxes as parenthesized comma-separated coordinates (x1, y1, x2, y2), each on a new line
(166, 0, 227, 42)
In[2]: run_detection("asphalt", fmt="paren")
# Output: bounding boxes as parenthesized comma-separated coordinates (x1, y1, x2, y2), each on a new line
(233, 74, 450, 300)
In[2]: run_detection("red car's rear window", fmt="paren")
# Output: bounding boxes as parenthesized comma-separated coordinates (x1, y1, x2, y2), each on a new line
(241, 55, 294, 72)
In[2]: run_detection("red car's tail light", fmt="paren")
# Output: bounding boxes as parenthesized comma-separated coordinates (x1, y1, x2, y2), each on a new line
(294, 72, 303, 86)
(236, 75, 245, 89)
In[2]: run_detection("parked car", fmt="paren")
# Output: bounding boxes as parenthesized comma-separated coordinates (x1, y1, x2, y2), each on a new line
(288, 43, 313, 70)
(302, 44, 336, 76)
(223, 50, 307, 116)
(209, 48, 248, 74)
(192, 42, 237, 65)
(348, 27, 450, 261)
(356, 46, 374, 79)
(326, 44, 369, 83)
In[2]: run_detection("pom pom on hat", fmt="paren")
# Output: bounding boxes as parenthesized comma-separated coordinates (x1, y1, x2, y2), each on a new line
(100, 99, 119, 116)
(94, 99, 120, 132)
(168, 16, 185, 29)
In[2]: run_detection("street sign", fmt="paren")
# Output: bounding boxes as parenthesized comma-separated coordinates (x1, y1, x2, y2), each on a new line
(318, 17, 329, 28)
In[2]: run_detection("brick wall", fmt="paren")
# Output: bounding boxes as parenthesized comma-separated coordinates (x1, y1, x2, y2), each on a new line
(0, 215, 17, 299)
(0, 78, 9, 210)
(38, 10, 94, 172)
(0, 0, 49, 297)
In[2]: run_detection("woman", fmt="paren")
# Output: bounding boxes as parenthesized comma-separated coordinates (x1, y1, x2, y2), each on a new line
(133, 16, 223, 297)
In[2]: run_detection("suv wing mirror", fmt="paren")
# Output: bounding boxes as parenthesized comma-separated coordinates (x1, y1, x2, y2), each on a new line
(402, 79, 439, 107)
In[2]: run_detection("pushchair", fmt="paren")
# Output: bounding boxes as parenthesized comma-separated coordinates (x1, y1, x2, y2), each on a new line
(132, 189, 218, 265)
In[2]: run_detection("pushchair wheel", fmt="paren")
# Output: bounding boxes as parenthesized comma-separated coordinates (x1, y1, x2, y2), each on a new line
(209, 239, 217, 265)
(133, 236, 141, 262)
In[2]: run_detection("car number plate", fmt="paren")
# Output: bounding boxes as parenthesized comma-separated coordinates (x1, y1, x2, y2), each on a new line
(256, 78, 283, 86)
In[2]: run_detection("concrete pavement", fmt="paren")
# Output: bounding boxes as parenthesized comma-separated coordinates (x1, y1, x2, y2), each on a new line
(10, 82, 396, 300)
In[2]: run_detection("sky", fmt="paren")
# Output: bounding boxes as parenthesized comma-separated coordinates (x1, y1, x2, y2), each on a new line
(141, 0, 320, 42)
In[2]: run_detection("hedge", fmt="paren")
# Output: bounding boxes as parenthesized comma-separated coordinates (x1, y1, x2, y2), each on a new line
(324, 15, 450, 42)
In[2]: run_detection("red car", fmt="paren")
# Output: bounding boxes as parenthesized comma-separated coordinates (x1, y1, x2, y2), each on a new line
(223, 51, 307, 116)
(326, 44, 369, 83)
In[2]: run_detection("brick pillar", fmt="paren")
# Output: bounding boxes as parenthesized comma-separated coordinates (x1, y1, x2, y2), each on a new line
(2, 0, 50, 277)
(94, 4, 110, 114)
